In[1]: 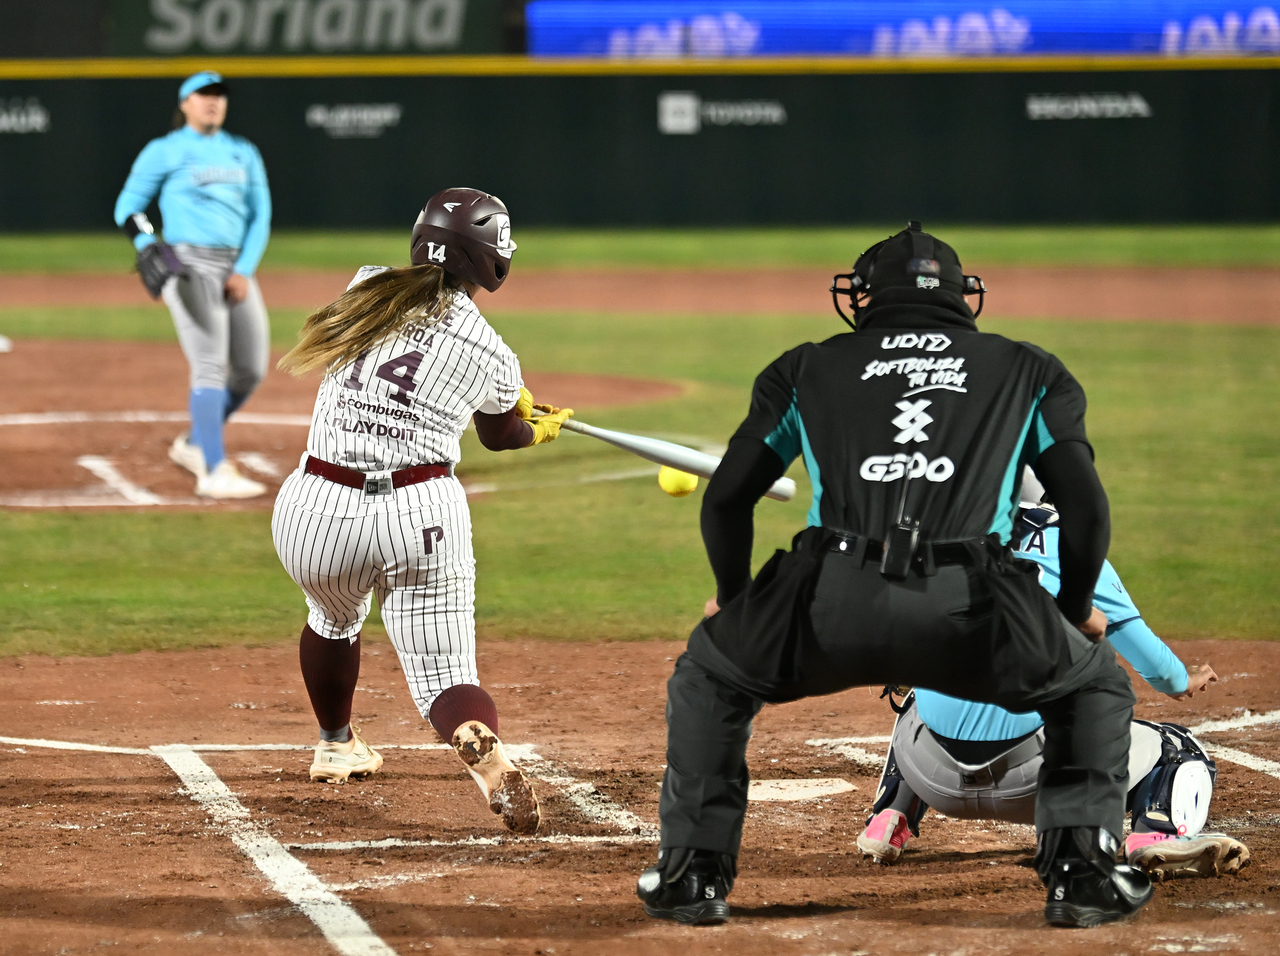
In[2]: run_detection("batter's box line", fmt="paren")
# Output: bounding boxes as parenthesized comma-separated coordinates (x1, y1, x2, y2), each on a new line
(0, 735, 654, 956)
(0, 734, 657, 837)
(286, 833, 652, 852)
(805, 709, 1280, 783)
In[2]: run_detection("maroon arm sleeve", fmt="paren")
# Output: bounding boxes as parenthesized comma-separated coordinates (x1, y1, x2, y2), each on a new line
(473, 407, 533, 451)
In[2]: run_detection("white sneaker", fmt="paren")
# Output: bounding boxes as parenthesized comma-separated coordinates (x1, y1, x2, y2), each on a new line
(0, 334, 12, 353)
(196, 459, 267, 499)
(452, 720, 541, 835)
(310, 729, 384, 784)
(168, 433, 206, 476)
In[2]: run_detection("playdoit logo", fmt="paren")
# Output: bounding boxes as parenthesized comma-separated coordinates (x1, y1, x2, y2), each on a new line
(145, 0, 467, 54)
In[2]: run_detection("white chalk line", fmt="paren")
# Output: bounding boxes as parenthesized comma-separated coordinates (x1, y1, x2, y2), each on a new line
(0, 735, 152, 756)
(0, 410, 721, 509)
(517, 749, 657, 837)
(2, 732, 655, 835)
(807, 709, 1280, 776)
(154, 744, 396, 956)
(75, 456, 165, 505)
(1190, 708, 1280, 735)
(806, 736, 891, 770)
(1203, 745, 1280, 782)
(0, 411, 310, 428)
(288, 833, 651, 852)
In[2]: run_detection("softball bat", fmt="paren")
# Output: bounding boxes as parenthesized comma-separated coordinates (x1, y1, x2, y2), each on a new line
(550, 415, 797, 502)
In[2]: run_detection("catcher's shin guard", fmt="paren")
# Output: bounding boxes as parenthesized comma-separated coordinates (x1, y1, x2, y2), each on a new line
(1035, 827, 1152, 928)
(1128, 721, 1216, 837)
(637, 847, 735, 925)
(868, 689, 928, 837)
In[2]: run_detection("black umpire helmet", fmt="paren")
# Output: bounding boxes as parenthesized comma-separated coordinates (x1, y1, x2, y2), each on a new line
(830, 221, 986, 329)
(410, 187, 517, 292)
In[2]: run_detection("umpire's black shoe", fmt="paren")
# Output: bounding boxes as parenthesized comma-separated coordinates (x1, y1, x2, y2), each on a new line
(636, 847, 734, 925)
(1036, 827, 1153, 928)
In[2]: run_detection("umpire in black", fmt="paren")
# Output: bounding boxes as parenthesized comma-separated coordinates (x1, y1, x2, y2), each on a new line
(636, 223, 1153, 928)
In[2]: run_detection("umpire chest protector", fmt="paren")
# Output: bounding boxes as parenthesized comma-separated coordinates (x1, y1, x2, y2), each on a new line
(742, 323, 1089, 548)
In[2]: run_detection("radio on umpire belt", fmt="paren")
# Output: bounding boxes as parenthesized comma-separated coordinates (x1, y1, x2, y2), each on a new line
(830, 220, 986, 329)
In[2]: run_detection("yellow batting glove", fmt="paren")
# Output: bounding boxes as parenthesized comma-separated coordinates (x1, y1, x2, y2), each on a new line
(527, 405, 574, 445)
(515, 386, 535, 421)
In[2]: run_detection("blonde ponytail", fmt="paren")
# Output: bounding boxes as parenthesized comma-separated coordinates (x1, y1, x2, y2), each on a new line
(279, 264, 459, 376)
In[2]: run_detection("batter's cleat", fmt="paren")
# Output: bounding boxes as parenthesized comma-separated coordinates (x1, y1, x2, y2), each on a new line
(452, 721, 541, 836)
(168, 433, 206, 477)
(1037, 827, 1152, 928)
(857, 808, 913, 864)
(1125, 831, 1251, 881)
(637, 848, 734, 925)
(197, 459, 267, 499)
(309, 729, 383, 784)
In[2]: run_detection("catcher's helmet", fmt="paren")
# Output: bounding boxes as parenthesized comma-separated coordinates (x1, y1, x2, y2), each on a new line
(410, 187, 517, 292)
(831, 220, 985, 329)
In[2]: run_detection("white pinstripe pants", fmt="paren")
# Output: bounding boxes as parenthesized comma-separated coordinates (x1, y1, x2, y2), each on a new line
(271, 466, 478, 717)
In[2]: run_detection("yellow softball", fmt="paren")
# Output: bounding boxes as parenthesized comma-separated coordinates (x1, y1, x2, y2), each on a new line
(658, 466, 699, 497)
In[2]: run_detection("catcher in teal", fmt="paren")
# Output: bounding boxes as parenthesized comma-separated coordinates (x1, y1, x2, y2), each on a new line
(857, 468, 1249, 883)
(113, 70, 272, 499)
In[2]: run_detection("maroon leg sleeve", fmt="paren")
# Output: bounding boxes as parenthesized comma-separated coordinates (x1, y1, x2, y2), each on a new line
(298, 624, 361, 737)
(429, 683, 499, 742)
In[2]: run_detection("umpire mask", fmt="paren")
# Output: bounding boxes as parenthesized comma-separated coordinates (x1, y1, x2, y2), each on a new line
(831, 221, 986, 329)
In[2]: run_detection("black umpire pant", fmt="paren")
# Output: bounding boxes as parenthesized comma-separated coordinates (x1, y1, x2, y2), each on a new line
(659, 533, 1135, 858)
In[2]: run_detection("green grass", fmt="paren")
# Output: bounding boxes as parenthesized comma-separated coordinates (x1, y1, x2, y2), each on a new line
(1, 308, 1276, 656)
(4, 225, 1280, 273)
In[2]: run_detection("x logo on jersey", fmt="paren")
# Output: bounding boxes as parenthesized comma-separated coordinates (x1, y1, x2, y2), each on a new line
(892, 399, 933, 444)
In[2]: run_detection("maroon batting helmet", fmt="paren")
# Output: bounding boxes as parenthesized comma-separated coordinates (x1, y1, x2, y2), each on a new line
(410, 187, 516, 292)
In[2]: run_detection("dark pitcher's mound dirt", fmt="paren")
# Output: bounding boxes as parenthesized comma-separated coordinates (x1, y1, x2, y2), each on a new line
(0, 638, 1277, 954)
(0, 340, 679, 507)
(2, 266, 1278, 322)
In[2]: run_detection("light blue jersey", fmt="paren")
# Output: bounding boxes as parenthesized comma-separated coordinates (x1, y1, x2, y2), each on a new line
(114, 125, 271, 277)
(915, 516, 1188, 741)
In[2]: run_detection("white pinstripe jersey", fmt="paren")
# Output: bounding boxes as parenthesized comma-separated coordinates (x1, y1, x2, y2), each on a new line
(306, 266, 523, 471)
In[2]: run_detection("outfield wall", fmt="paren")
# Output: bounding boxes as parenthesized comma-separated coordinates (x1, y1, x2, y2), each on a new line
(0, 59, 1276, 228)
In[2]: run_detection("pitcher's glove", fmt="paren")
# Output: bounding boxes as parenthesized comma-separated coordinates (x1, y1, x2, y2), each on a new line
(136, 242, 187, 299)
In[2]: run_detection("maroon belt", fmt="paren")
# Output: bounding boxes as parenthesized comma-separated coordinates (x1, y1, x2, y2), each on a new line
(305, 455, 450, 494)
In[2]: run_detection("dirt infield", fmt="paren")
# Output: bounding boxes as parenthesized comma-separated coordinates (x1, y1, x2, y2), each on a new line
(2, 266, 1279, 322)
(0, 638, 1276, 955)
(0, 340, 679, 509)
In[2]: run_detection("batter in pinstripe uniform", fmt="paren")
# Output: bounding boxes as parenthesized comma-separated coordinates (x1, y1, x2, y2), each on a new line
(272, 188, 572, 835)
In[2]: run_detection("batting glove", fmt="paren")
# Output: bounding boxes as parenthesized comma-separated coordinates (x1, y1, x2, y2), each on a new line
(527, 406, 573, 445)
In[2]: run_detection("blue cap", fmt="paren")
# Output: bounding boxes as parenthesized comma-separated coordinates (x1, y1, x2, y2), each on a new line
(179, 71, 227, 101)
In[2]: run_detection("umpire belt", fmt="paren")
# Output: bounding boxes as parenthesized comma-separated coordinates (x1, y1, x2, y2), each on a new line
(305, 455, 452, 496)
(821, 529, 983, 576)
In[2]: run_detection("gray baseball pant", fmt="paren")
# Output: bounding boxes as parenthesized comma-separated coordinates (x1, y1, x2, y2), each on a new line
(891, 698, 1165, 824)
(162, 244, 269, 404)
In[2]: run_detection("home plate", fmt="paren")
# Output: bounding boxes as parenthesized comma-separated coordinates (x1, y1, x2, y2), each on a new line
(748, 778, 856, 802)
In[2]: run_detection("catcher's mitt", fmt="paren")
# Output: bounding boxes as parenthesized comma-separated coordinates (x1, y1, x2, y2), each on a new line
(136, 242, 187, 298)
